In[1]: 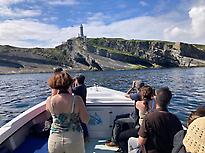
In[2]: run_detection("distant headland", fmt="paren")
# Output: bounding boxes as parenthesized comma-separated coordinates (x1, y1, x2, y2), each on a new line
(1, 24, 205, 74)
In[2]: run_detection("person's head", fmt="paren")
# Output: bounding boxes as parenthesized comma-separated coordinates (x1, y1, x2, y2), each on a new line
(53, 67, 63, 74)
(139, 85, 153, 101)
(156, 87, 172, 109)
(187, 105, 205, 126)
(75, 74, 85, 85)
(48, 71, 73, 90)
(134, 80, 144, 90)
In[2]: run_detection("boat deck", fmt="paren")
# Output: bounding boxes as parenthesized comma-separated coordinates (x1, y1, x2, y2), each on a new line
(13, 135, 119, 153)
(0, 86, 132, 153)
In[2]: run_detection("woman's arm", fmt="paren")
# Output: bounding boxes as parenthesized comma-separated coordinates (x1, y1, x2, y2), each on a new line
(45, 96, 52, 112)
(77, 96, 90, 124)
(136, 101, 146, 112)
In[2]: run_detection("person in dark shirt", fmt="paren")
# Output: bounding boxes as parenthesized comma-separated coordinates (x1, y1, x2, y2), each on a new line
(133, 87, 183, 153)
(72, 74, 88, 141)
(73, 75, 87, 105)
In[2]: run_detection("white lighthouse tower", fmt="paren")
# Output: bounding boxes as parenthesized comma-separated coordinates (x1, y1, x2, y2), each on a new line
(78, 24, 86, 42)
(80, 24, 84, 37)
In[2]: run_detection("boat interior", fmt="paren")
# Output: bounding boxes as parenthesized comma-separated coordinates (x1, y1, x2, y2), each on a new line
(0, 86, 134, 153)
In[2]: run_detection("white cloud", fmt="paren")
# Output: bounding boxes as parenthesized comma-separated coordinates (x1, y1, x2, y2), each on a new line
(0, 0, 41, 18)
(139, 1, 148, 7)
(189, 6, 205, 37)
(0, 19, 78, 47)
(0, 0, 25, 6)
(0, 15, 174, 48)
(84, 15, 173, 41)
(1, 2, 205, 48)
(164, 5, 205, 44)
(87, 12, 109, 25)
(0, 6, 41, 17)
(48, 0, 78, 5)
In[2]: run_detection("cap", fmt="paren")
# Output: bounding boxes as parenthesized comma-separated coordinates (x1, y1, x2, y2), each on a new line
(183, 117, 205, 153)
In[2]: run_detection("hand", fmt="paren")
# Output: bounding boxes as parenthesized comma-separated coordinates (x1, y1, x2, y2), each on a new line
(132, 81, 136, 88)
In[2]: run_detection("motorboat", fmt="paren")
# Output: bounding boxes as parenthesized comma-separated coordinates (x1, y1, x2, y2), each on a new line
(0, 86, 134, 153)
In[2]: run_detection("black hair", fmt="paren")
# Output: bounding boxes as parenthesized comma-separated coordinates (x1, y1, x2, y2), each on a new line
(53, 67, 63, 73)
(76, 75, 85, 84)
(156, 87, 172, 109)
(187, 106, 205, 126)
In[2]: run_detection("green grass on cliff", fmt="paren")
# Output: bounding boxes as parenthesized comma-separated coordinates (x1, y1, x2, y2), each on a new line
(194, 44, 205, 51)
(93, 45, 147, 61)
(127, 39, 175, 44)
(94, 45, 135, 56)
(88, 38, 175, 45)
(26, 48, 69, 63)
(128, 64, 147, 70)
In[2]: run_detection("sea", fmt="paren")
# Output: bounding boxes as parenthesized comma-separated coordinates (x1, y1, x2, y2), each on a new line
(0, 67, 205, 127)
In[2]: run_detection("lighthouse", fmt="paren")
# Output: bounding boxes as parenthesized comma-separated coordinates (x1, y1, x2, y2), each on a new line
(78, 24, 86, 42)
(80, 24, 84, 37)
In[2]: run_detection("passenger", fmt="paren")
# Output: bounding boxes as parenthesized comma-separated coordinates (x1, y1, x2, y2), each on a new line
(118, 85, 155, 153)
(46, 71, 89, 153)
(135, 85, 156, 126)
(72, 74, 88, 141)
(183, 116, 205, 153)
(105, 80, 144, 147)
(72, 74, 87, 106)
(172, 106, 205, 153)
(128, 87, 183, 153)
(125, 80, 145, 122)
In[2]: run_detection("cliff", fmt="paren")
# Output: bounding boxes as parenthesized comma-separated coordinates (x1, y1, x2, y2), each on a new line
(1, 37, 205, 73)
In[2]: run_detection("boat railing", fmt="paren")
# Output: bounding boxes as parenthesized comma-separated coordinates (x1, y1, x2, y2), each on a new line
(0, 101, 47, 145)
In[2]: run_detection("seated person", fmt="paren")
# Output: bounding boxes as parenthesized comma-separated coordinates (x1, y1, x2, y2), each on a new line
(105, 80, 144, 147)
(125, 80, 145, 121)
(128, 87, 183, 153)
(172, 105, 205, 153)
(118, 85, 155, 153)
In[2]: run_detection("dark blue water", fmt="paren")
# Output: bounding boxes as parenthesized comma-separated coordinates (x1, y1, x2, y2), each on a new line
(0, 67, 205, 127)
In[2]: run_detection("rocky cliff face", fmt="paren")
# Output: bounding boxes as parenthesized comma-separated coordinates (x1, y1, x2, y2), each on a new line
(1, 37, 205, 72)
(59, 37, 205, 70)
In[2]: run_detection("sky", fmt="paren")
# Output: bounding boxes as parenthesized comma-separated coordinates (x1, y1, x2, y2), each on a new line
(0, 0, 205, 48)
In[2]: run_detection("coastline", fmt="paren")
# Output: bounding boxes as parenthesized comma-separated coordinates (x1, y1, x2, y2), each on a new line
(0, 66, 102, 75)
(0, 66, 147, 75)
(1, 65, 199, 75)
(0, 67, 54, 75)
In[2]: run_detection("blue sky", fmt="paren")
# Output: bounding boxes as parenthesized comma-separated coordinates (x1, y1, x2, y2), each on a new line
(0, 0, 205, 47)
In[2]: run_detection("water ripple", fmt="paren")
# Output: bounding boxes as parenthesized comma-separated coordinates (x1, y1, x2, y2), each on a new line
(1, 68, 205, 127)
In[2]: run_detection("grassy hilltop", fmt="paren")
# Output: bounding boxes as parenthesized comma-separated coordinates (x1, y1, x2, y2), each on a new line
(1, 37, 205, 74)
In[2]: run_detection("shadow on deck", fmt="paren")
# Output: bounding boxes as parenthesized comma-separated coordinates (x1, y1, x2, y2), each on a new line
(13, 136, 118, 153)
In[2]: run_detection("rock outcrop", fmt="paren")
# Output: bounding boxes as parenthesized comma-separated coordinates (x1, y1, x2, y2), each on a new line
(1, 37, 205, 72)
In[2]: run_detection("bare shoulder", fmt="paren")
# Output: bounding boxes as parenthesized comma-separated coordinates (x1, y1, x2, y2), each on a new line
(74, 95, 83, 103)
